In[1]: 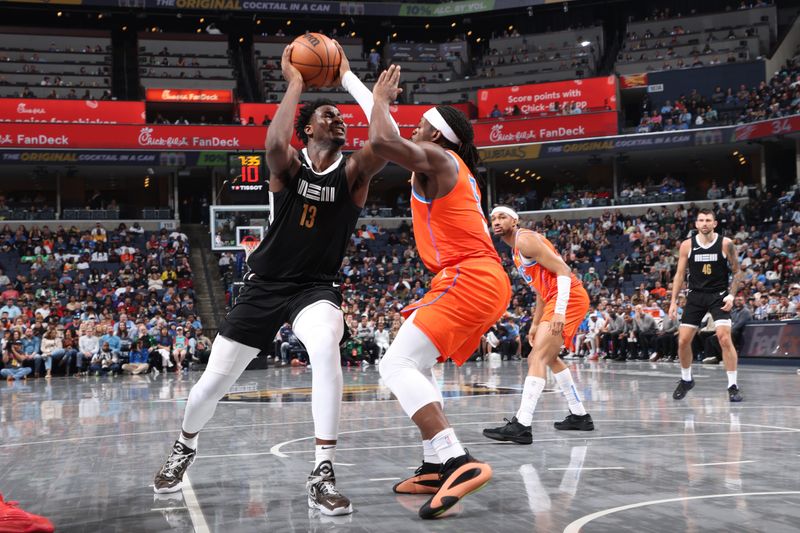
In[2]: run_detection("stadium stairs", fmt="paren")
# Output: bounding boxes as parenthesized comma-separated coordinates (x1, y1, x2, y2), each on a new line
(185, 223, 226, 339)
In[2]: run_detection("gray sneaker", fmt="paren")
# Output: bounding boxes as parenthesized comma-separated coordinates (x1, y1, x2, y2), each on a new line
(306, 460, 353, 516)
(154, 440, 196, 493)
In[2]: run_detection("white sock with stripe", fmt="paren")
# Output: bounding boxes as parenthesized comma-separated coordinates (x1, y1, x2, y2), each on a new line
(554, 368, 587, 416)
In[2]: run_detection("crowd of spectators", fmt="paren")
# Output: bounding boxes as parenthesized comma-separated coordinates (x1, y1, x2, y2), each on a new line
(637, 49, 800, 132)
(0, 223, 210, 381)
(218, 184, 798, 367)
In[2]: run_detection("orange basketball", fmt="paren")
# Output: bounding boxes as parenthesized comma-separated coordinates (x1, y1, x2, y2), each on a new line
(290, 32, 341, 88)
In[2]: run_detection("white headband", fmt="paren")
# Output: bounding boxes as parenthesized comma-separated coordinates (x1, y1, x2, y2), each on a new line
(423, 108, 461, 145)
(490, 206, 519, 220)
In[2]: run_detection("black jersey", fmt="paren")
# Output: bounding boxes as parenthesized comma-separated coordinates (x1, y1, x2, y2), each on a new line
(246, 149, 361, 283)
(687, 233, 730, 293)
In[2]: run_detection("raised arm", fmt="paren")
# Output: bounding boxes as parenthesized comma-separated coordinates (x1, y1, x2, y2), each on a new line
(265, 45, 304, 189)
(368, 65, 452, 178)
(723, 237, 742, 312)
(333, 40, 395, 206)
(669, 239, 691, 319)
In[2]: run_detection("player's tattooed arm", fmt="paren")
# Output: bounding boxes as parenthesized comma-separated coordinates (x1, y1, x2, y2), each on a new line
(726, 238, 742, 297)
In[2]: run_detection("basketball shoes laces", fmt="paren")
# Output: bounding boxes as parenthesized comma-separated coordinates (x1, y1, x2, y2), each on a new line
(0, 493, 55, 533)
(306, 460, 353, 516)
(153, 441, 196, 494)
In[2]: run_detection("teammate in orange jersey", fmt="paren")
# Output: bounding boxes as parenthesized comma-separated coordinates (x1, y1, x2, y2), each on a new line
(483, 206, 595, 445)
(369, 65, 511, 519)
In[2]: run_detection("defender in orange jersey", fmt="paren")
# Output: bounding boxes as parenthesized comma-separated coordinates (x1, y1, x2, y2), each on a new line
(483, 206, 595, 446)
(369, 65, 510, 519)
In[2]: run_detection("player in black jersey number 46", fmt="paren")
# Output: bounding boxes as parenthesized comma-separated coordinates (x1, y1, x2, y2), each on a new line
(668, 208, 744, 402)
(154, 41, 399, 516)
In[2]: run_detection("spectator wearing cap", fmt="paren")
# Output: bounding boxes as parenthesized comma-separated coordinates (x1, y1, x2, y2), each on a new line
(90, 341, 120, 376)
(152, 326, 173, 372)
(2, 339, 31, 381)
(172, 326, 188, 372)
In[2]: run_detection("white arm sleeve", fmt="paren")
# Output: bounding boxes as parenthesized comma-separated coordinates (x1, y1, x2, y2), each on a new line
(555, 275, 571, 315)
(341, 71, 400, 134)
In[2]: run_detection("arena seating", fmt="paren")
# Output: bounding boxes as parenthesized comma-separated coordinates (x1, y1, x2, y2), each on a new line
(615, 3, 776, 75)
(635, 48, 800, 132)
(254, 36, 369, 104)
(0, 27, 111, 99)
(409, 27, 603, 105)
(138, 33, 236, 91)
(0, 223, 201, 376)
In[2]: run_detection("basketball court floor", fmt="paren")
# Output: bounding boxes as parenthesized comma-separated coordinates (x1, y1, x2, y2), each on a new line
(2, 360, 799, 532)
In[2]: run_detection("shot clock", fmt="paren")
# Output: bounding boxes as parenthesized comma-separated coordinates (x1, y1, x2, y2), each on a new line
(228, 153, 266, 193)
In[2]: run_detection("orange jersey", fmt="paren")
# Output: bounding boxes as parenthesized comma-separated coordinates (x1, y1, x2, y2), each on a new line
(410, 150, 500, 273)
(512, 229, 583, 300)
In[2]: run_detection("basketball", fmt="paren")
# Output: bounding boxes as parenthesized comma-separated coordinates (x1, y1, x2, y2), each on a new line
(290, 32, 341, 88)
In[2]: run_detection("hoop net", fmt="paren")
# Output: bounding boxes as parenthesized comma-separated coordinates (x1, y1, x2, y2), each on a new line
(240, 235, 260, 259)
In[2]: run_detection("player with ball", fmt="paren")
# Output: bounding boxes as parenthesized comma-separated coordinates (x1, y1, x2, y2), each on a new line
(153, 35, 400, 517)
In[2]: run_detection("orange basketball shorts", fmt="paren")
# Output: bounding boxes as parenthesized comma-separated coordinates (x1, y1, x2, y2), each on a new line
(401, 257, 511, 366)
(540, 285, 590, 351)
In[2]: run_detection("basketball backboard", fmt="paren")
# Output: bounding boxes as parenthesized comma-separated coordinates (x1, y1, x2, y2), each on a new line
(210, 204, 270, 251)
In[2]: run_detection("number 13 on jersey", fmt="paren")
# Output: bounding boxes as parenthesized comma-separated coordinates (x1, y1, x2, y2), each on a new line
(300, 203, 317, 228)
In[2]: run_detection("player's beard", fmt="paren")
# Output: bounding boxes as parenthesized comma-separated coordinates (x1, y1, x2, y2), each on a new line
(332, 136, 345, 147)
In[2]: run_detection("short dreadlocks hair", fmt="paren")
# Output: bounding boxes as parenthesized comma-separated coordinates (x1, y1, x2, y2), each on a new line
(295, 98, 339, 145)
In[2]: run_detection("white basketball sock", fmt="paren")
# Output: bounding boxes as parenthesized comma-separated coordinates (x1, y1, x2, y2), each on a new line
(681, 366, 693, 382)
(515, 376, 545, 426)
(431, 428, 465, 463)
(423, 439, 440, 464)
(178, 432, 198, 450)
(554, 368, 587, 417)
(727, 371, 737, 388)
(315, 444, 336, 470)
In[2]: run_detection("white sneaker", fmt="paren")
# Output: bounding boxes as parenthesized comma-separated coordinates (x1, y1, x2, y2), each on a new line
(649, 352, 660, 362)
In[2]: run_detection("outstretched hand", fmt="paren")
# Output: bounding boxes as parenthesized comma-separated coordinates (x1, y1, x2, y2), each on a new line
(332, 40, 351, 85)
(281, 44, 305, 88)
(372, 64, 403, 104)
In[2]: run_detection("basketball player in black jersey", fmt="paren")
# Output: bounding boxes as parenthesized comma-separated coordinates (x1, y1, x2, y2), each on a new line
(153, 43, 398, 516)
(669, 208, 744, 402)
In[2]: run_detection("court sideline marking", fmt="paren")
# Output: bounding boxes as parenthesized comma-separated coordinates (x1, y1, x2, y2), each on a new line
(268, 419, 800, 458)
(181, 474, 210, 533)
(563, 491, 800, 533)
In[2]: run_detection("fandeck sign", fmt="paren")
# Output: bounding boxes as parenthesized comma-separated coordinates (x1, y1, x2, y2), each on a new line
(472, 112, 619, 145)
(0, 116, 615, 151)
(0, 99, 145, 124)
(477, 76, 618, 118)
(145, 89, 234, 103)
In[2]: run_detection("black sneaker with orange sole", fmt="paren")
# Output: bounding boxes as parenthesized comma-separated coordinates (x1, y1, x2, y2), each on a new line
(393, 461, 442, 494)
(418, 451, 492, 520)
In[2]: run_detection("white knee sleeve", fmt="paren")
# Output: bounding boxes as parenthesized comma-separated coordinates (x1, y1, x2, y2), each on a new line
(293, 301, 345, 441)
(182, 335, 259, 434)
(379, 315, 442, 418)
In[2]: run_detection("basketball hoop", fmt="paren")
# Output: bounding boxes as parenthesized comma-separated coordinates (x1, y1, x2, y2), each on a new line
(240, 235, 260, 259)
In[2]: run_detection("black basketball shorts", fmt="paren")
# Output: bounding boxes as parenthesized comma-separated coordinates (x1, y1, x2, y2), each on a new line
(680, 290, 731, 328)
(218, 274, 343, 351)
